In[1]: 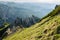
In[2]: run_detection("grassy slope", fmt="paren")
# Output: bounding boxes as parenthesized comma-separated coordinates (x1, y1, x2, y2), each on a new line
(3, 6, 60, 40)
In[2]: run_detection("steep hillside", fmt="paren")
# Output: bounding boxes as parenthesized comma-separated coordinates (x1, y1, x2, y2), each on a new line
(3, 5, 60, 40)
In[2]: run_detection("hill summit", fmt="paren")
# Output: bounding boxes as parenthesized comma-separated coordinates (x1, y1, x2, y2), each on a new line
(3, 5, 60, 40)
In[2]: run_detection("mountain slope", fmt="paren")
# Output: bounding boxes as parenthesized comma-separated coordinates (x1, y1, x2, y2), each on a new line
(3, 5, 60, 40)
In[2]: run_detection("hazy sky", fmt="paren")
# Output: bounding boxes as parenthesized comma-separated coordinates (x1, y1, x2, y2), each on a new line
(0, 0, 60, 4)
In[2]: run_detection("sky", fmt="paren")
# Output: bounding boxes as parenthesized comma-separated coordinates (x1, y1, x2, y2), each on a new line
(0, 0, 60, 4)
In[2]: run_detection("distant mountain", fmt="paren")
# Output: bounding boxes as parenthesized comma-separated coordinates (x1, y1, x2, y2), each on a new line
(3, 5, 60, 40)
(0, 2, 41, 26)
(0, 2, 56, 18)
(0, 2, 56, 26)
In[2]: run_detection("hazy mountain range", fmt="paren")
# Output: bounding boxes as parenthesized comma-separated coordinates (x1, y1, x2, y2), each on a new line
(0, 2, 56, 26)
(0, 2, 56, 18)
